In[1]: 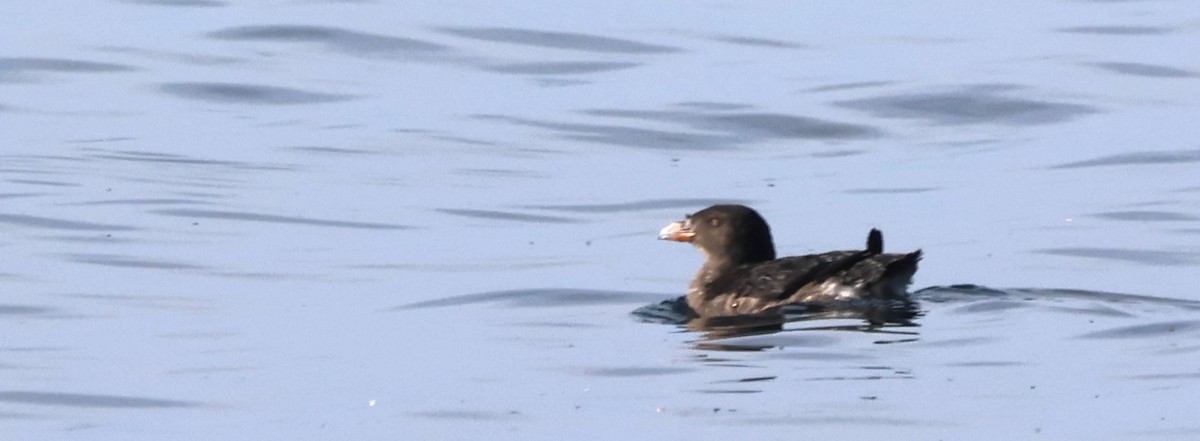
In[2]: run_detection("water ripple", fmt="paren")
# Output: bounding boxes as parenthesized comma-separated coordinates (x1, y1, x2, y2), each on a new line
(835, 84, 1095, 126)
(523, 198, 749, 213)
(63, 254, 207, 270)
(674, 101, 753, 111)
(121, 0, 226, 6)
(0, 305, 58, 317)
(478, 114, 729, 150)
(153, 208, 410, 230)
(1092, 210, 1199, 222)
(707, 113, 881, 140)
(393, 288, 670, 310)
(1038, 247, 1200, 266)
(805, 81, 893, 93)
(85, 148, 293, 171)
(844, 187, 938, 194)
(0, 391, 199, 409)
(479, 105, 880, 150)
(708, 35, 805, 49)
(1079, 321, 1200, 339)
(483, 61, 641, 75)
(438, 27, 680, 54)
(0, 213, 136, 232)
(1058, 26, 1173, 36)
(70, 198, 209, 207)
(437, 208, 580, 223)
(1091, 62, 1196, 78)
(579, 367, 695, 377)
(0, 57, 135, 82)
(1050, 149, 1200, 169)
(209, 25, 451, 57)
(586, 109, 882, 140)
(409, 410, 523, 421)
(159, 82, 355, 105)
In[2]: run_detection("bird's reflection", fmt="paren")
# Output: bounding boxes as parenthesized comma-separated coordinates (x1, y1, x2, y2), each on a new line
(633, 296, 921, 351)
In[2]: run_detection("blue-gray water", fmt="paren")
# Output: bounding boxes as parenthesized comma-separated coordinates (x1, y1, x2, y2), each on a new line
(3, 1, 1199, 440)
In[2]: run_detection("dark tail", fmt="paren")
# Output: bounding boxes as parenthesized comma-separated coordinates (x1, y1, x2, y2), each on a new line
(881, 250, 922, 283)
(866, 228, 883, 254)
(872, 249, 922, 300)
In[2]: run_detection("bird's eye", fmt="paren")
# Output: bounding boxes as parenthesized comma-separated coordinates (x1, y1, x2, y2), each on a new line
(709, 218, 721, 227)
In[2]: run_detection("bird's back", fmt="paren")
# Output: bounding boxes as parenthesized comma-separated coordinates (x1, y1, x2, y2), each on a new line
(689, 249, 921, 316)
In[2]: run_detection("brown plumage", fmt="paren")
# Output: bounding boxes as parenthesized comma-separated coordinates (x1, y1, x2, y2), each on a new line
(659, 204, 921, 317)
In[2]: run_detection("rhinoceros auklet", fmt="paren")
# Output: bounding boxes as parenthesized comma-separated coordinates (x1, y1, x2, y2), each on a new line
(659, 204, 921, 317)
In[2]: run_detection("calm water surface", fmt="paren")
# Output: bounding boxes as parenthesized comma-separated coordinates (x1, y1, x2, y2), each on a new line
(2, 1, 1199, 440)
